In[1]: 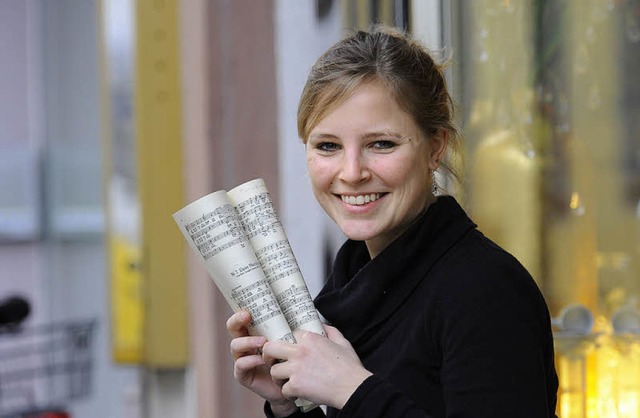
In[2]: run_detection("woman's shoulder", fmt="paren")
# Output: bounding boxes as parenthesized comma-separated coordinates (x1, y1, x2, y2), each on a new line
(428, 227, 547, 312)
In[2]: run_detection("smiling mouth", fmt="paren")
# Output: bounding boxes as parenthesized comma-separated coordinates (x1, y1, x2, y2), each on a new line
(340, 193, 382, 206)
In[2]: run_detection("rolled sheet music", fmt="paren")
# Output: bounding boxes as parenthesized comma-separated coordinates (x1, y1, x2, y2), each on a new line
(228, 179, 326, 338)
(173, 179, 324, 411)
(173, 189, 294, 343)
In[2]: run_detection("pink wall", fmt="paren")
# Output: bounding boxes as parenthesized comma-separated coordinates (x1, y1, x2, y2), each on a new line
(181, 1, 279, 416)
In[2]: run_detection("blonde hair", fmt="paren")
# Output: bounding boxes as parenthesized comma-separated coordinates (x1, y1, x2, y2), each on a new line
(297, 25, 462, 186)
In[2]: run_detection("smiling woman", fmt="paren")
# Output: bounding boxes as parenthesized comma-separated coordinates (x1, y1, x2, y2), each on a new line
(305, 81, 442, 258)
(226, 26, 559, 418)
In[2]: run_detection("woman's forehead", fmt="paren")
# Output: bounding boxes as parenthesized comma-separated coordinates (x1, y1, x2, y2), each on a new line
(307, 79, 397, 132)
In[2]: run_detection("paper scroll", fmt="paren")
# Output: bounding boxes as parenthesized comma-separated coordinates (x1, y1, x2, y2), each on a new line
(227, 179, 326, 337)
(173, 178, 324, 411)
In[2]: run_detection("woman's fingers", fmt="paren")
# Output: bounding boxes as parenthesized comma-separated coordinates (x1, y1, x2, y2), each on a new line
(253, 329, 372, 408)
(230, 335, 267, 360)
(234, 352, 266, 380)
(228, 311, 267, 362)
(262, 340, 299, 389)
(269, 358, 291, 381)
(323, 324, 349, 345)
(226, 310, 252, 339)
(262, 340, 297, 364)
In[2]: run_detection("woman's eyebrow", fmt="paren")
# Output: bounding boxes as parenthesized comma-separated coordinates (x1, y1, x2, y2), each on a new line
(361, 131, 405, 140)
(308, 132, 339, 141)
(308, 131, 407, 141)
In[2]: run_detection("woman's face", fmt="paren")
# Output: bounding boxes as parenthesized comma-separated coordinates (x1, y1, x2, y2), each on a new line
(306, 81, 444, 257)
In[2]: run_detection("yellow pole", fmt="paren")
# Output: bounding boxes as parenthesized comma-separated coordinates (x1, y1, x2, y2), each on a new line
(135, 0, 188, 367)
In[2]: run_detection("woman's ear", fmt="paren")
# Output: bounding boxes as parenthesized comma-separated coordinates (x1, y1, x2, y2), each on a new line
(429, 129, 449, 170)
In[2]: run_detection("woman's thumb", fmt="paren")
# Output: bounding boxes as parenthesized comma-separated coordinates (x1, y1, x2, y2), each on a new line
(323, 324, 348, 345)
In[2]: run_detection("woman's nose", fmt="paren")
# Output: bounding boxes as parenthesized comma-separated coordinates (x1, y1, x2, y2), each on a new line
(339, 150, 370, 183)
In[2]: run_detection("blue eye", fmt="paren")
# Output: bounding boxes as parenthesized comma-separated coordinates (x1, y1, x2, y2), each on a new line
(371, 140, 396, 150)
(316, 142, 340, 152)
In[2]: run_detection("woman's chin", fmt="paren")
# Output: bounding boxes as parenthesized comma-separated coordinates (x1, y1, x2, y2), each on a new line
(339, 224, 380, 243)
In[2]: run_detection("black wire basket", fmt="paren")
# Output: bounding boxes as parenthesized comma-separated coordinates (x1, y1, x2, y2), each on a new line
(0, 319, 97, 417)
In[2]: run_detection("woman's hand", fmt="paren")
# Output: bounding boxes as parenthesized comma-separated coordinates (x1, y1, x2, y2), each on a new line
(263, 325, 373, 410)
(226, 311, 298, 417)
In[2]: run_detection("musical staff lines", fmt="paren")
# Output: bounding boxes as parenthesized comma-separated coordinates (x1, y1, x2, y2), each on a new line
(234, 192, 283, 240)
(276, 284, 321, 331)
(185, 204, 249, 260)
(175, 178, 325, 347)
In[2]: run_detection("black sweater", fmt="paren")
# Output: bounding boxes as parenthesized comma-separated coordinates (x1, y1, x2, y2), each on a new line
(266, 196, 558, 418)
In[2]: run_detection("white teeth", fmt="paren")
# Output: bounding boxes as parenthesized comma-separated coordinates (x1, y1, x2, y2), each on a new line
(341, 193, 380, 206)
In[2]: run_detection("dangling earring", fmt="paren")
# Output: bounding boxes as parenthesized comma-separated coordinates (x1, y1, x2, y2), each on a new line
(432, 170, 438, 196)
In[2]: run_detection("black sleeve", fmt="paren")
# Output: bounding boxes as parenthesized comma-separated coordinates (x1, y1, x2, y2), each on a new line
(339, 375, 439, 418)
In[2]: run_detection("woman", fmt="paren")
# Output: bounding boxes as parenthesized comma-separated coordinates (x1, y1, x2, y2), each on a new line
(227, 26, 558, 418)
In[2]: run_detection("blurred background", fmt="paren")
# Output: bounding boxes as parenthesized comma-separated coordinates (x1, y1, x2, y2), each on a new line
(0, 0, 638, 417)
